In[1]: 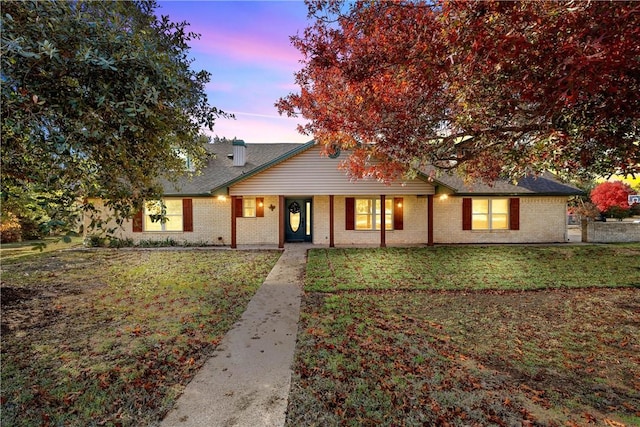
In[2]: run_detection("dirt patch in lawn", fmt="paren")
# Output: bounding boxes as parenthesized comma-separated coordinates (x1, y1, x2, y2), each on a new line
(287, 287, 640, 426)
(1, 253, 106, 335)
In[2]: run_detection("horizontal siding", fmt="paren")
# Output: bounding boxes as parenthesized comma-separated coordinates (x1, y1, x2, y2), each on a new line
(230, 145, 435, 196)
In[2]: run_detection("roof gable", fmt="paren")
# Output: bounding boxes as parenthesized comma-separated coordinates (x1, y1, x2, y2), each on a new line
(230, 144, 436, 196)
(159, 141, 312, 196)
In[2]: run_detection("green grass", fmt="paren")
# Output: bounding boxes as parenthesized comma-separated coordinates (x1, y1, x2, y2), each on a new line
(1, 248, 281, 426)
(287, 244, 640, 426)
(4, 244, 639, 426)
(305, 245, 640, 291)
(0, 236, 83, 259)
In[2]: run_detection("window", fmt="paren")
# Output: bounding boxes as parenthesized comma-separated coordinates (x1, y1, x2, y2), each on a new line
(463, 198, 519, 231)
(355, 198, 393, 230)
(234, 197, 264, 218)
(144, 199, 184, 231)
(471, 198, 509, 230)
(243, 198, 256, 217)
(175, 149, 195, 172)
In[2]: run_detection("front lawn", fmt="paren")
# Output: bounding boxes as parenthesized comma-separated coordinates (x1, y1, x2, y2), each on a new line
(0, 236, 83, 259)
(305, 245, 640, 291)
(287, 245, 640, 426)
(1, 249, 281, 426)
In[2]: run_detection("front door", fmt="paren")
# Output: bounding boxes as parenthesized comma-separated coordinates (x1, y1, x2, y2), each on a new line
(285, 198, 312, 242)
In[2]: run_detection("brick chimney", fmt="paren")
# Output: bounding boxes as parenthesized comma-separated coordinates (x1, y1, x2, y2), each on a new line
(232, 139, 246, 167)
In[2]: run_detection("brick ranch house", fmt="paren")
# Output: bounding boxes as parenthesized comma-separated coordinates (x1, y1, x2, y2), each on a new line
(89, 139, 583, 248)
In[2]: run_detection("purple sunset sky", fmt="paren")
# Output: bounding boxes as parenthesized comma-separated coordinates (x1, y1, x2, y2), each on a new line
(156, 1, 312, 144)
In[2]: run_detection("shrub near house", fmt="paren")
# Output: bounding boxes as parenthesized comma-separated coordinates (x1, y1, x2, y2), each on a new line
(591, 181, 635, 220)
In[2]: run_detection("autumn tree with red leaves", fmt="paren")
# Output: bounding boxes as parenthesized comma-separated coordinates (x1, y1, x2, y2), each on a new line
(590, 181, 635, 218)
(277, 1, 639, 183)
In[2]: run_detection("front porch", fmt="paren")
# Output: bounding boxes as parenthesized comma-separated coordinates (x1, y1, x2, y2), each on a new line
(230, 194, 435, 249)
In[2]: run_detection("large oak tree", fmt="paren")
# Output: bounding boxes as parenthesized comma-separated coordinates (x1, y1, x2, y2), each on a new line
(1, 0, 225, 235)
(277, 0, 639, 183)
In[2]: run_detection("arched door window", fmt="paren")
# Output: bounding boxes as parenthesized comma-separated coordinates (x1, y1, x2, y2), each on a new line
(288, 201, 301, 233)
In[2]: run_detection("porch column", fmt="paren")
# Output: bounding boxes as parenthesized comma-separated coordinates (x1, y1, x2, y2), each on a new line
(231, 195, 237, 249)
(380, 194, 386, 248)
(278, 195, 285, 248)
(427, 195, 434, 246)
(329, 195, 335, 247)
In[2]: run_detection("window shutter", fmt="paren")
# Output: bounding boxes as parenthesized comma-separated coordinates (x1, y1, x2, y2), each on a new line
(509, 198, 520, 230)
(345, 197, 355, 230)
(393, 197, 403, 230)
(183, 198, 193, 232)
(462, 198, 472, 230)
(235, 197, 243, 218)
(256, 197, 264, 217)
(132, 210, 143, 232)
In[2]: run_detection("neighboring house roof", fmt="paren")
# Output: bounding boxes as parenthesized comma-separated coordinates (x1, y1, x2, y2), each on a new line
(160, 140, 583, 197)
(159, 140, 312, 196)
(426, 168, 584, 196)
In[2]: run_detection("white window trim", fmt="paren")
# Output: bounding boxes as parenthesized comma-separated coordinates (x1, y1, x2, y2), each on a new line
(242, 198, 257, 218)
(144, 199, 184, 232)
(355, 198, 393, 231)
(472, 198, 509, 231)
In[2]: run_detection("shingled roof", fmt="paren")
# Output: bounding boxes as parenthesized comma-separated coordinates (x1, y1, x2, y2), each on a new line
(427, 169, 584, 196)
(159, 140, 312, 196)
(159, 140, 583, 197)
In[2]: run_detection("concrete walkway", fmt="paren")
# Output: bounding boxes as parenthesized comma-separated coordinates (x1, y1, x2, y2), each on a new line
(160, 243, 311, 427)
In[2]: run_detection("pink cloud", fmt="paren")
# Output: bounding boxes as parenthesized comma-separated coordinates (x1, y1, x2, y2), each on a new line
(277, 82, 301, 92)
(190, 29, 302, 71)
(207, 113, 310, 144)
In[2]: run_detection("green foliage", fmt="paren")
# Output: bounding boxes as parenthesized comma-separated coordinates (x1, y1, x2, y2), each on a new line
(137, 237, 180, 247)
(83, 236, 216, 248)
(0, 212, 22, 243)
(107, 238, 135, 248)
(84, 234, 109, 248)
(1, 182, 82, 240)
(1, 0, 227, 236)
